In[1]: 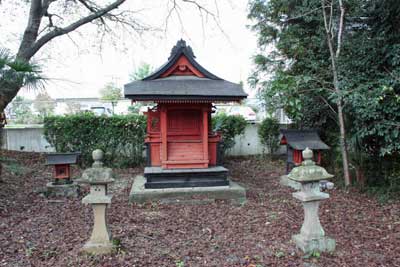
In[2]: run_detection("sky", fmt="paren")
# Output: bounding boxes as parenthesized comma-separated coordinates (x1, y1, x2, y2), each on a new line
(0, 0, 259, 100)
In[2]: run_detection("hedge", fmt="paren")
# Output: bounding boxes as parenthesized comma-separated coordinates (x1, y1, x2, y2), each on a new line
(44, 113, 146, 167)
(44, 112, 247, 167)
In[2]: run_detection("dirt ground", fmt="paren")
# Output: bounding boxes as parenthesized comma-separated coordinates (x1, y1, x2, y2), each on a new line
(0, 150, 399, 267)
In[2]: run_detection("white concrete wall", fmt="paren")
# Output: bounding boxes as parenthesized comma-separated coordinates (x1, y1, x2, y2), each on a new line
(2, 124, 285, 155)
(228, 123, 286, 156)
(2, 126, 55, 152)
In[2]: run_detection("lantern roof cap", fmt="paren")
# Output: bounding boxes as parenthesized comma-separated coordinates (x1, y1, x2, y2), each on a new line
(77, 150, 115, 185)
(288, 148, 334, 182)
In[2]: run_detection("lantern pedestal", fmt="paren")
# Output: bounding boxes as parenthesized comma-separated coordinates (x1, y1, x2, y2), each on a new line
(292, 183, 335, 253)
(288, 148, 336, 254)
(77, 149, 115, 255)
(81, 194, 114, 254)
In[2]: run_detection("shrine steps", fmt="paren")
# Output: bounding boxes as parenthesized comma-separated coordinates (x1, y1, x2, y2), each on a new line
(144, 166, 229, 189)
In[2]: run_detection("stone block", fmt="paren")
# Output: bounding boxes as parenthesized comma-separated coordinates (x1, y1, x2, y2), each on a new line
(129, 175, 246, 205)
(46, 182, 79, 197)
(293, 234, 336, 253)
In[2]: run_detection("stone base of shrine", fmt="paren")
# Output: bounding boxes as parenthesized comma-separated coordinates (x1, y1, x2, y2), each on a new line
(292, 234, 336, 254)
(46, 182, 79, 197)
(129, 175, 246, 205)
(144, 166, 229, 189)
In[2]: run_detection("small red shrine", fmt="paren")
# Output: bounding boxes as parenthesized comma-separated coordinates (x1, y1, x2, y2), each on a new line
(280, 129, 330, 173)
(124, 40, 247, 188)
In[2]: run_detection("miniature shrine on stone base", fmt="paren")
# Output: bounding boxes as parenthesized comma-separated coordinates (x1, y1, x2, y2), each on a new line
(124, 40, 247, 189)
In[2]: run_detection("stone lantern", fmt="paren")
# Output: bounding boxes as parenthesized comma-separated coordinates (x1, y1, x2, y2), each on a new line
(77, 149, 115, 254)
(288, 148, 336, 254)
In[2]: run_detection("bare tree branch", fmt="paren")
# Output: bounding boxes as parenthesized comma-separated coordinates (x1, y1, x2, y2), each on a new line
(165, 0, 230, 43)
(21, 0, 126, 61)
(283, 7, 322, 23)
(328, 1, 333, 33)
(319, 95, 339, 120)
(77, 0, 107, 26)
(336, 0, 345, 57)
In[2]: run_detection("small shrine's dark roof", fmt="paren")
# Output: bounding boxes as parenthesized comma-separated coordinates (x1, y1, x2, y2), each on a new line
(124, 39, 247, 102)
(280, 129, 330, 150)
(45, 152, 80, 165)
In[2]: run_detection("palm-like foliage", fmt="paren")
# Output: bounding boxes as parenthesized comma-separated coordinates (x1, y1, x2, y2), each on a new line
(0, 48, 44, 93)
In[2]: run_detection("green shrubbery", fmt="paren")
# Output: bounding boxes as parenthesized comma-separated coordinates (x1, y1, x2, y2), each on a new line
(258, 117, 280, 157)
(212, 113, 247, 154)
(44, 113, 146, 167)
(44, 112, 247, 167)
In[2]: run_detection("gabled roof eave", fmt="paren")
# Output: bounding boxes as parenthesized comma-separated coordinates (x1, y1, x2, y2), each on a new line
(142, 45, 222, 81)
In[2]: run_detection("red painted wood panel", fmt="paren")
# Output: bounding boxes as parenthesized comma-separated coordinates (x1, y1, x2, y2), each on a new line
(150, 143, 161, 166)
(208, 142, 217, 165)
(168, 142, 204, 161)
(144, 103, 220, 169)
(160, 55, 206, 78)
(168, 109, 201, 136)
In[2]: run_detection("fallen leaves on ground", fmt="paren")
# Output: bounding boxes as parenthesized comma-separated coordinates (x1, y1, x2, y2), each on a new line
(0, 151, 399, 267)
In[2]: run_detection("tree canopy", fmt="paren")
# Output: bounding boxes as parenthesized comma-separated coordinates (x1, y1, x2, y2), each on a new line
(129, 63, 153, 81)
(248, 0, 400, 157)
(248, 0, 400, 189)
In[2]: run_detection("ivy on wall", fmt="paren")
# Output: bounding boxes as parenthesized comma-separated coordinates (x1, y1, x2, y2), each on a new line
(44, 113, 147, 167)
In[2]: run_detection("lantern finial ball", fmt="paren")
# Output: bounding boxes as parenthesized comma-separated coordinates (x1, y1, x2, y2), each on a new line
(302, 147, 313, 160)
(92, 149, 104, 168)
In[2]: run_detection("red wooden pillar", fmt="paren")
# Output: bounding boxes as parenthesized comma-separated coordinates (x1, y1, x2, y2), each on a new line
(202, 107, 209, 167)
(160, 105, 168, 167)
(317, 150, 322, 165)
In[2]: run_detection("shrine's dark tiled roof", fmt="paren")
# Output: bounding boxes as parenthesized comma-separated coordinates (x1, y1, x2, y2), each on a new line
(280, 129, 330, 150)
(124, 76, 247, 101)
(45, 152, 80, 165)
(124, 39, 247, 102)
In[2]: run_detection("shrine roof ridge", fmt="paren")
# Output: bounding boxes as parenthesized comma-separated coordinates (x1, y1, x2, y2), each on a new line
(143, 39, 221, 81)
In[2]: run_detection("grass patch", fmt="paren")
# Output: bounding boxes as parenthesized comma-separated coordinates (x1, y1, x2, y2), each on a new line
(1, 157, 28, 176)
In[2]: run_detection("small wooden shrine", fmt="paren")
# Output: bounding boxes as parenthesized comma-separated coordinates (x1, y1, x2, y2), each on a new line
(280, 129, 330, 173)
(45, 152, 80, 184)
(124, 40, 247, 188)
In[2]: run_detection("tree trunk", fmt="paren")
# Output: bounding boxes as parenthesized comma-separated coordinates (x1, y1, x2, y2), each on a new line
(321, 0, 351, 186)
(0, 84, 22, 113)
(337, 100, 351, 186)
(0, 126, 3, 182)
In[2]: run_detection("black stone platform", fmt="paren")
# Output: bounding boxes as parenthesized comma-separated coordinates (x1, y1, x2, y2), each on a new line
(144, 166, 229, 189)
